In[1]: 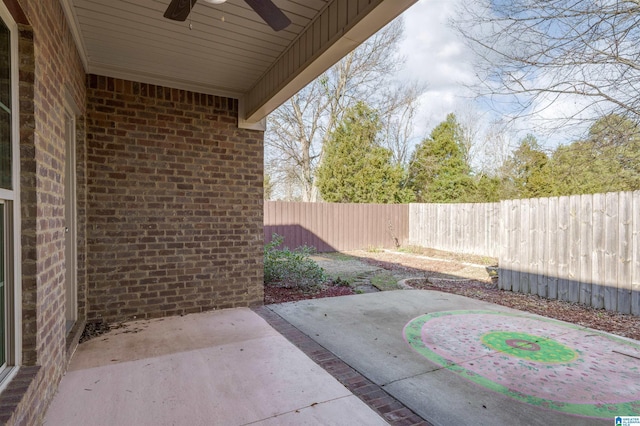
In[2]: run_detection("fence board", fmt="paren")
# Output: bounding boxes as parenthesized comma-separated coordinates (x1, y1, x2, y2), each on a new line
(579, 194, 593, 305)
(537, 197, 548, 298)
(568, 196, 581, 303)
(592, 194, 606, 309)
(519, 199, 530, 294)
(529, 198, 539, 296)
(476, 204, 482, 252)
(510, 200, 521, 292)
(633, 191, 640, 315)
(604, 192, 619, 311)
(557, 196, 570, 301)
(547, 197, 559, 299)
(618, 192, 632, 314)
(498, 200, 510, 291)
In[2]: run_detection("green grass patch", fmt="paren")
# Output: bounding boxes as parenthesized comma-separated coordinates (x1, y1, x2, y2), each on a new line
(332, 276, 354, 286)
(370, 271, 399, 291)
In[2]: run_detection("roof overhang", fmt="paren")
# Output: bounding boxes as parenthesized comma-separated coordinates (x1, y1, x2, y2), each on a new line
(61, 0, 417, 129)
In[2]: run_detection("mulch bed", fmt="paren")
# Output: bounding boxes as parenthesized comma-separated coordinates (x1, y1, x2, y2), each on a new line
(352, 251, 640, 341)
(263, 250, 640, 342)
(397, 277, 640, 341)
(264, 282, 354, 305)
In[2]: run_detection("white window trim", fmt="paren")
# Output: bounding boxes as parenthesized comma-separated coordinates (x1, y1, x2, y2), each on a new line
(0, 0, 23, 391)
(62, 93, 79, 328)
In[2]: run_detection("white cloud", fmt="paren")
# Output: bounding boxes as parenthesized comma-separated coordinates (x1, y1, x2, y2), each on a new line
(398, 0, 477, 140)
(398, 0, 595, 150)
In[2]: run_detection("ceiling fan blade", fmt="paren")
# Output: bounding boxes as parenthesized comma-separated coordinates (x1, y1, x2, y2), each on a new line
(164, 0, 198, 21)
(244, 0, 291, 31)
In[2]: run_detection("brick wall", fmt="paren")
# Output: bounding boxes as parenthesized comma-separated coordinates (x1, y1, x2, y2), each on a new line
(0, 0, 87, 425)
(1, 2, 265, 423)
(85, 76, 264, 323)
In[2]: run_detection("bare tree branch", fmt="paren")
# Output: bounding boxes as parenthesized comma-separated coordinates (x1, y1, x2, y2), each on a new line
(452, 0, 640, 132)
(265, 18, 421, 201)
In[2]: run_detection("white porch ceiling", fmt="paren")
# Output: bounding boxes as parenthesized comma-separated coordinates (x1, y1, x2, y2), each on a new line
(61, 0, 417, 125)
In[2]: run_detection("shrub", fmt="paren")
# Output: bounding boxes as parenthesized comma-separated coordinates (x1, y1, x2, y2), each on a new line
(264, 234, 327, 290)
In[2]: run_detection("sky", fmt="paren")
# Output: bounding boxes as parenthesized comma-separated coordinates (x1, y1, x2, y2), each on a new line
(398, 0, 476, 140)
(396, 0, 592, 153)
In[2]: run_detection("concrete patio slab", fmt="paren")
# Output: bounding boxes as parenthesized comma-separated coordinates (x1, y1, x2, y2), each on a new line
(45, 290, 640, 426)
(44, 308, 388, 426)
(268, 290, 640, 426)
(268, 290, 518, 385)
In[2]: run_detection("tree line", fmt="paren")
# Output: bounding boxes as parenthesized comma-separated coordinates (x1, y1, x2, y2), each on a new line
(282, 108, 639, 204)
(265, 1, 640, 204)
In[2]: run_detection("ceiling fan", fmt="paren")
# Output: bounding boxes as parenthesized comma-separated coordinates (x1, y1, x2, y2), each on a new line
(164, 0, 291, 31)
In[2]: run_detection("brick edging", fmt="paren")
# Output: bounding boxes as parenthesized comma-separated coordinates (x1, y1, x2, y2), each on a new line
(252, 306, 432, 426)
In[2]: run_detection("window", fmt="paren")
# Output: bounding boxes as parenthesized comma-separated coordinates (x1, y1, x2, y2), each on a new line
(0, 2, 20, 385)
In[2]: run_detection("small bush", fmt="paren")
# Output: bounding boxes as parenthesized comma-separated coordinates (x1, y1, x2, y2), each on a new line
(264, 234, 327, 290)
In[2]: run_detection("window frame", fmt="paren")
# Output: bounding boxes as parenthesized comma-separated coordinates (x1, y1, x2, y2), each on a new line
(0, 1, 22, 390)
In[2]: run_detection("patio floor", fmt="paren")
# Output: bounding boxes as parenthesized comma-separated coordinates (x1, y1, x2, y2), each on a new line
(43, 307, 390, 426)
(266, 291, 640, 426)
(44, 290, 640, 425)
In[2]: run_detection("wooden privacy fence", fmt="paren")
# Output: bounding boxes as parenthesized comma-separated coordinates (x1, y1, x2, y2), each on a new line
(499, 192, 640, 315)
(408, 203, 501, 258)
(264, 201, 408, 252)
(265, 192, 639, 315)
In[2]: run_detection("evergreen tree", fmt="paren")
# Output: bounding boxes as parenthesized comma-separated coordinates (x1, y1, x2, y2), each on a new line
(266, 19, 420, 202)
(315, 102, 414, 203)
(498, 135, 553, 199)
(407, 113, 475, 202)
(549, 115, 640, 196)
(471, 174, 502, 203)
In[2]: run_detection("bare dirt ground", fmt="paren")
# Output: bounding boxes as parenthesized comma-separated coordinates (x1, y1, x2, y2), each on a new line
(264, 247, 640, 341)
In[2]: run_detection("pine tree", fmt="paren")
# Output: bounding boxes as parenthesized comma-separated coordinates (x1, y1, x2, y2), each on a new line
(407, 113, 475, 202)
(498, 135, 553, 199)
(549, 115, 640, 196)
(315, 102, 414, 203)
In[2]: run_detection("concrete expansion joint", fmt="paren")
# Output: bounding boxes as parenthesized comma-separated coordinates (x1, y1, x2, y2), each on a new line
(241, 395, 355, 425)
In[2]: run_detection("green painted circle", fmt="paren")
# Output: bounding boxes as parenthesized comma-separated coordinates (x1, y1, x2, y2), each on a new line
(481, 331, 578, 363)
(403, 310, 640, 418)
